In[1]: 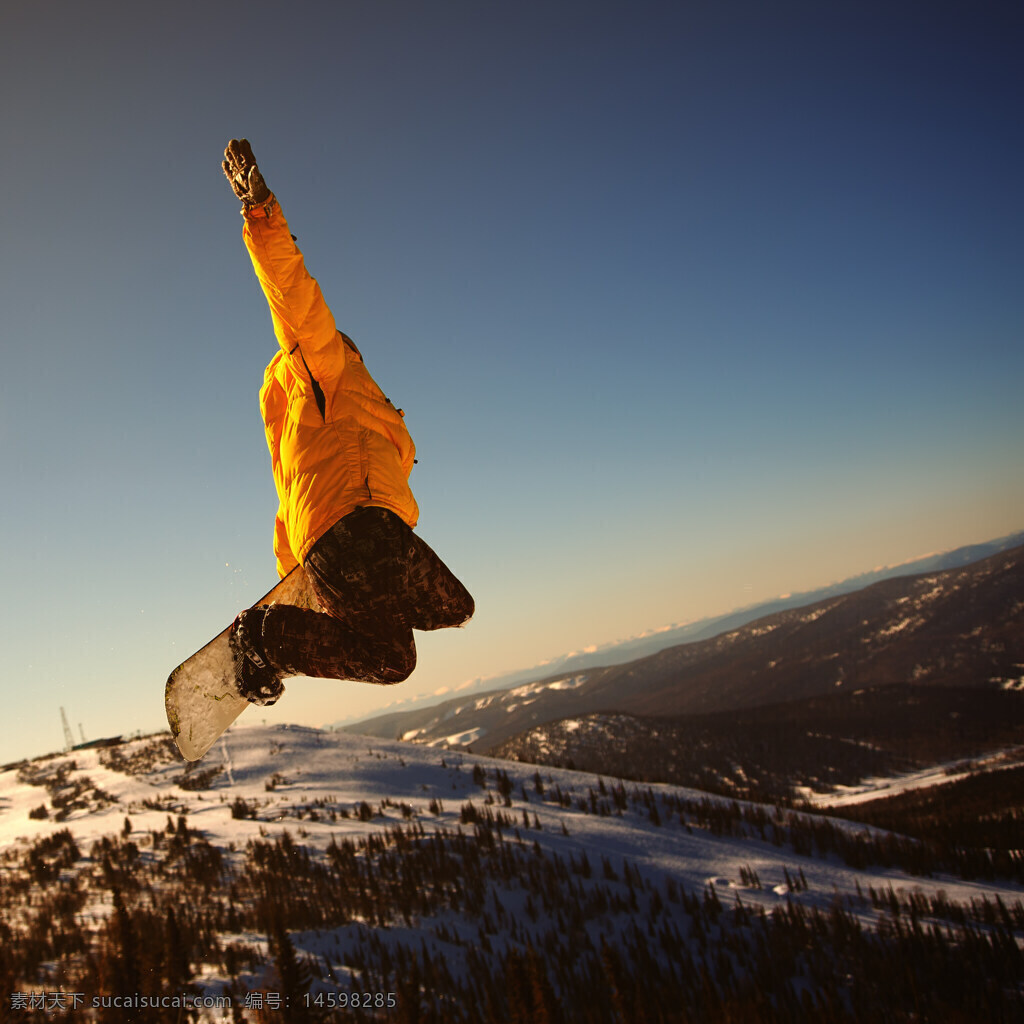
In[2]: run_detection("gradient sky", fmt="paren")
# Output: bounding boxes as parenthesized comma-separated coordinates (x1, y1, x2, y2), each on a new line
(2, 1, 1021, 764)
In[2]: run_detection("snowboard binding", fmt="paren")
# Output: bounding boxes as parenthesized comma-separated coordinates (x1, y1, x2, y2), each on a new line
(229, 608, 286, 706)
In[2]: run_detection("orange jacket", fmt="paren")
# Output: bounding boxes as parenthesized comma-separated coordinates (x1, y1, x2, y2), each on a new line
(242, 197, 419, 577)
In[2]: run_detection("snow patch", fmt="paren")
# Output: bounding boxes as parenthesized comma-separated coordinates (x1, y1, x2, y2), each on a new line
(510, 682, 544, 699)
(799, 746, 1022, 808)
(800, 607, 829, 624)
(878, 617, 914, 637)
(428, 727, 487, 748)
(547, 674, 587, 691)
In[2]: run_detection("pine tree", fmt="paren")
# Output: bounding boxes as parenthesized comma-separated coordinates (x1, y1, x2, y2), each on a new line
(266, 911, 312, 1023)
(97, 888, 140, 1023)
(599, 938, 627, 1023)
(163, 905, 191, 992)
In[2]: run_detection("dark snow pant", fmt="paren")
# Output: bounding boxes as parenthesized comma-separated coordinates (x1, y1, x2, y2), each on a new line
(259, 506, 474, 684)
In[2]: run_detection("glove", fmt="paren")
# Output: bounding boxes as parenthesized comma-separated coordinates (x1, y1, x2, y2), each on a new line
(222, 138, 272, 208)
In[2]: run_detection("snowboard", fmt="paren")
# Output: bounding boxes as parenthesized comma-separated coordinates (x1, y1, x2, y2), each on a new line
(165, 567, 322, 761)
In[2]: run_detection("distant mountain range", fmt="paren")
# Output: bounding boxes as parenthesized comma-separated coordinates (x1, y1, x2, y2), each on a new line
(337, 530, 1024, 733)
(345, 539, 1024, 754)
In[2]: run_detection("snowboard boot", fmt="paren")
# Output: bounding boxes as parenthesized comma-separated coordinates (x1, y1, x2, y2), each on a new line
(229, 607, 286, 706)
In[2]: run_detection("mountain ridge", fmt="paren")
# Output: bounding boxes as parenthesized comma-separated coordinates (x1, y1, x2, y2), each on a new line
(333, 528, 1024, 732)
(345, 542, 1024, 753)
(489, 683, 1024, 807)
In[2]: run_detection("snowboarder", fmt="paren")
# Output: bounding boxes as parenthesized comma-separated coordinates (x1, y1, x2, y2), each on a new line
(221, 139, 474, 706)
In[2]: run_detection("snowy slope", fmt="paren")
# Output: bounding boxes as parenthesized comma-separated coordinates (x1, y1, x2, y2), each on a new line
(2, 726, 1022, 1021)
(1, 724, 903, 900)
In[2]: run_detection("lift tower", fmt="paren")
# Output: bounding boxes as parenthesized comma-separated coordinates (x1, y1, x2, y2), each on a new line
(60, 707, 75, 752)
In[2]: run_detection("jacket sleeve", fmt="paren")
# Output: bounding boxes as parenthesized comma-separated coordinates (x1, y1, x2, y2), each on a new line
(242, 197, 345, 388)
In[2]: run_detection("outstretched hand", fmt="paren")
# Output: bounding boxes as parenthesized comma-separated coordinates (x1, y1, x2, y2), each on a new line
(222, 138, 271, 207)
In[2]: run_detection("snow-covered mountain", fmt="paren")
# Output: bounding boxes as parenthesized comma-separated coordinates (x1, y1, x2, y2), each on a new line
(347, 543, 1024, 754)
(491, 684, 1024, 808)
(1, 726, 1021, 1021)
(333, 529, 1024, 732)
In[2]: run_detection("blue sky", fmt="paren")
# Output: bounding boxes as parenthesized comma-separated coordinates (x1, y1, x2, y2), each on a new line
(2, 1, 1021, 763)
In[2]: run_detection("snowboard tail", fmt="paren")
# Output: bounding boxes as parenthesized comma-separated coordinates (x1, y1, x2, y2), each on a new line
(165, 567, 321, 761)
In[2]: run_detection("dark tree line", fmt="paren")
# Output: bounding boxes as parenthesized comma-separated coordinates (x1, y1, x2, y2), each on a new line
(495, 684, 1024, 807)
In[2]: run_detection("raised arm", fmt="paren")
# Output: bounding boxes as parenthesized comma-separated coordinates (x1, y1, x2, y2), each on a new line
(222, 139, 343, 388)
